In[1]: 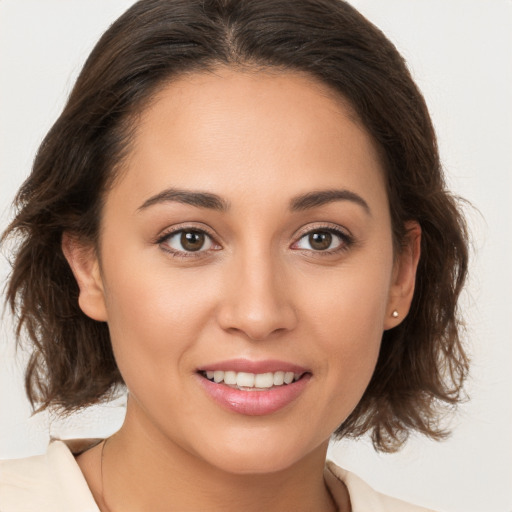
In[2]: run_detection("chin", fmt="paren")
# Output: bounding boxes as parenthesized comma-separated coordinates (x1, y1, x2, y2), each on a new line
(194, 432, 323, 476)
(209, 452, 300, 475)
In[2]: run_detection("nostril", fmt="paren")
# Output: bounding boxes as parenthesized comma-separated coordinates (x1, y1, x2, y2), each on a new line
(217, 308, 298, 341)
(214, 266, 298, 340)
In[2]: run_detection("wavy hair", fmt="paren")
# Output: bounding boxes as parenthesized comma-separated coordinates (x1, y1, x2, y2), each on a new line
(2, 0, 469, 452)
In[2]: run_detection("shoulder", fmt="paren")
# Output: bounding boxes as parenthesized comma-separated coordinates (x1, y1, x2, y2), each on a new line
(0, 440, 100, 512)
(325, 460, 439, 512)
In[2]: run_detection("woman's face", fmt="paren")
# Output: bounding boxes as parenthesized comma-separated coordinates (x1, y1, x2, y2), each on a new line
(69, 68, 418, 474)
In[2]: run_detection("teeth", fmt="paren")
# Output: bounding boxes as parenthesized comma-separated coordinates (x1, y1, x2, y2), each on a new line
(236, 372, 255, 387)
(203, 370, 303, 389)
(254, 372, 274, 388)
(224, 371, 237, 385)
(273, 371, 285, 386)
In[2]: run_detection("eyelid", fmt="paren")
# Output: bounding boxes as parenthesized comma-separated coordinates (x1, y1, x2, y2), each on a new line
(292, 222, 353, 241)
(155, 223, 222, 256)
(154, 221, 353, 257)
(290, 222, 354, 252)
(154, 222, 218, 243)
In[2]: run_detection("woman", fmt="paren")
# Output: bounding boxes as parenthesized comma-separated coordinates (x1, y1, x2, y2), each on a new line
(0, 0, 469, 511)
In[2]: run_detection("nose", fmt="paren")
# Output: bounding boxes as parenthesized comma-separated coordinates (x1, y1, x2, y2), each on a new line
(216, 252, 298, 341)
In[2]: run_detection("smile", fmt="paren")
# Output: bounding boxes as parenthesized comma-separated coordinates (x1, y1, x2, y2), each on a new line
(201, 370, 302, 390)
(197, 360, 311, 416)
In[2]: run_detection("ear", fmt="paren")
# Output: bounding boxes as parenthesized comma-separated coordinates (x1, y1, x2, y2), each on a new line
(384, 221, 421, 330)
(62, 232, 108, 322)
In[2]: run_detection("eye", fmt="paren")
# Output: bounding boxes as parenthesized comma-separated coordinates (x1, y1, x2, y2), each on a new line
(161, 229, 216, 254)
(293, 228, 350, 252)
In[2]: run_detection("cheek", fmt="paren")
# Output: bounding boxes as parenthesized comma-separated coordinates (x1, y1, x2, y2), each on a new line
(303, 256, 392, 346)
(299, 256, 392, 405)
(315, 286, 384, 384)
(99, 251, 219, 386)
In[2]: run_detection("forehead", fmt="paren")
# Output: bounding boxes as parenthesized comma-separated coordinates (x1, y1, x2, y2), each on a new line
(112, 67, 386, 211)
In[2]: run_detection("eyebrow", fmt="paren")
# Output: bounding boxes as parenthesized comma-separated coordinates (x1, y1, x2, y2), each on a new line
(290, 189, 371, 214)
(137, 187, 370, 215)
(138, 188, 230, 212)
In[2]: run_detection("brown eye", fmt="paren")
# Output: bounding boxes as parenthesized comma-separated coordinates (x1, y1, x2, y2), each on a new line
(162, 229, 215, 254)
(293, 228, 346, 252)
(308, 232, 332, 251)
(180, 231, 205, 251)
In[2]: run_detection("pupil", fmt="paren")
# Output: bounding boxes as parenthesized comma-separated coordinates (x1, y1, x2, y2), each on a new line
(309, 232, 332, 250)
(181, 231, 204, 251)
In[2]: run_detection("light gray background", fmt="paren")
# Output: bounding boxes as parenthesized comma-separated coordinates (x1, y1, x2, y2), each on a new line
(1, 1, 511, 511)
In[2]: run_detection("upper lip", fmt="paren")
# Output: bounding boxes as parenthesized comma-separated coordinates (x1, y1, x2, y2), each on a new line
(197, 358, 309, 375)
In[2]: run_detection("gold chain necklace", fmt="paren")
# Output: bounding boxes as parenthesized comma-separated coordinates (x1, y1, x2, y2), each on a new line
(100, 438, 114, 512)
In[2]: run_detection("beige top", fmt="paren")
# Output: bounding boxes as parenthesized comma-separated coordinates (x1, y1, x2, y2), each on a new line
(0, 440, 437, 512)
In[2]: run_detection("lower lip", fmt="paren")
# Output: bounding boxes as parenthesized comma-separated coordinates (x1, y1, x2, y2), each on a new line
(198, 374, 311, 416)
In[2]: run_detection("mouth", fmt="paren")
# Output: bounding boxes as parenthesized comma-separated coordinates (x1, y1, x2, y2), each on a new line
(199, 370, 305, 391)
(196, 360, 311, 416)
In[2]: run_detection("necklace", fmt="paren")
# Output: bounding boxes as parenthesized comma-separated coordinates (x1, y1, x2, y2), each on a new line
(100, 438, 113, 512)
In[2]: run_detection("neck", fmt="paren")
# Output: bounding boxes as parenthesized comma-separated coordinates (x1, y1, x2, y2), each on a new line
(94, 409, 339, 512)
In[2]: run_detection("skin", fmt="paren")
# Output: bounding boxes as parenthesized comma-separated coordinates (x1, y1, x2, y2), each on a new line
(63, 68, 420, 512)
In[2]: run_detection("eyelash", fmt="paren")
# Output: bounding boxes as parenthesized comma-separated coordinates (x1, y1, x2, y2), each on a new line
(291, 225, 354, 255)
(155, 224, 354, 258)
(155, 225, 220, 258)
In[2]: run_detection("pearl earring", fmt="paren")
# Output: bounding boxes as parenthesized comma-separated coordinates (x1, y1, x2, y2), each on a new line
(392, 310, 399, 318)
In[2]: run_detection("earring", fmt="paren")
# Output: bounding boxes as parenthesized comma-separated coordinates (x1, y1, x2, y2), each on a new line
(392, 310, 399, 318)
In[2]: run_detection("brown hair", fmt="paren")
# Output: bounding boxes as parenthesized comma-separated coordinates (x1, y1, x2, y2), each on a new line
(1, 0, 469, 452)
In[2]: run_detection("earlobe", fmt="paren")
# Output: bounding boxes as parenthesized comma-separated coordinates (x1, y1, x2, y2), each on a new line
(384, 221, 421, 330)
(61, 232, 108, 322)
